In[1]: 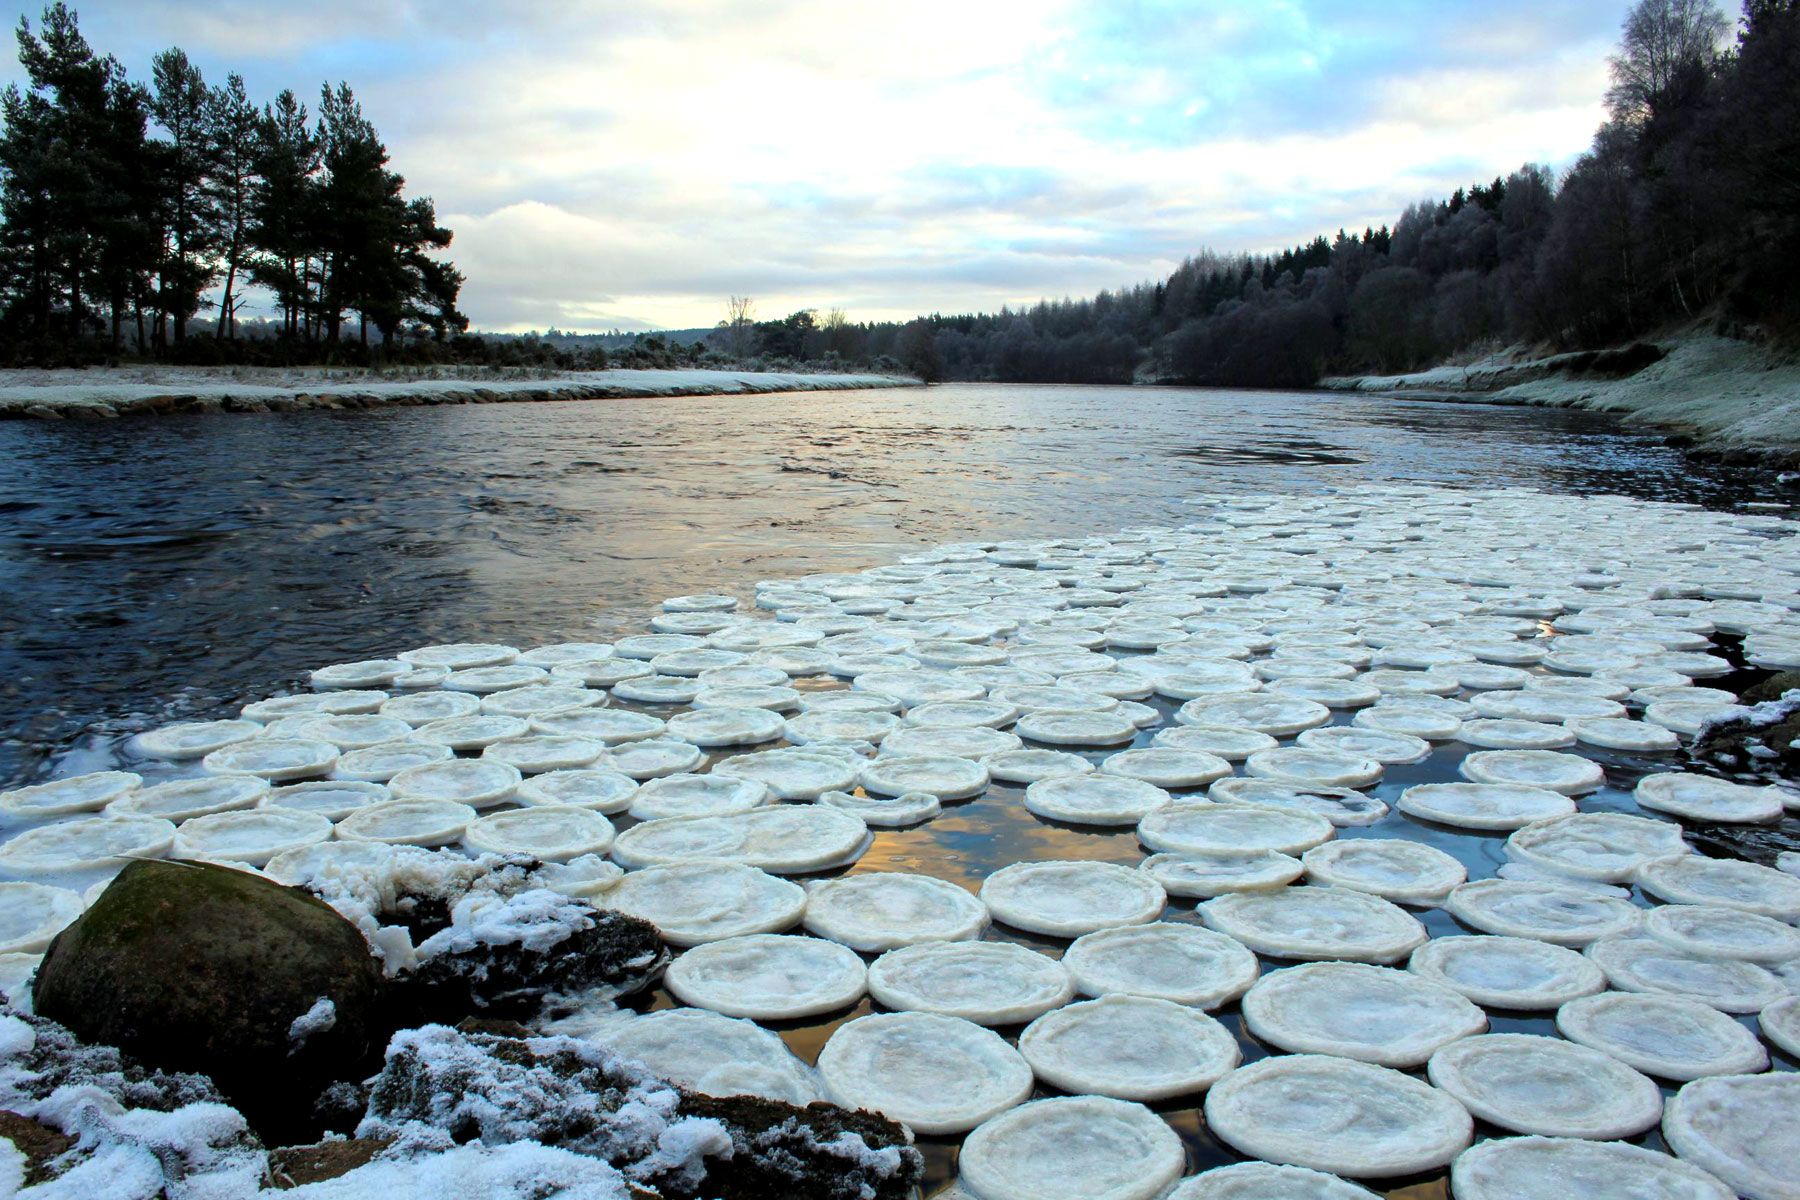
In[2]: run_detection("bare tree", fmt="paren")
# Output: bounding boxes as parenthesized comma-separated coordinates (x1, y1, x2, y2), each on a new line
(722, 294, 756, 357)
(1607, 0, 1730, 124)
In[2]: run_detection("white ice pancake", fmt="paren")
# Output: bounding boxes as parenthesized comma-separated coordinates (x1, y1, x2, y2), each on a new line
(1557, 992, 1770, 1080)
(1098, 748, 1232, 789)
(1167, 1163, 1378, 1199)
(310, 658, 408, 690)
(1063, 921, 1259, 1008)
(1020, 994, 1239, 1100)
(109, 775, 267, 822)
(1455, 719, 1577, 750)
(1643, 904, 1800, 962)
(1635, 773, 1787, 824)
(1428, 1033, 1661, 1139)
(398, 643, 518, 671)
(529, 708, 665, 744)
(461, 806, 616, 862)
(626, 774, 768, 822)
(1244, 748, 1382, 789)
(387, 759, 522, 808)
(411, 715, 529, 750)
(1473, 691, 1625, 723)
(609, 805, 870, 874)
(1445, 879, 1642, 946)
(1408, 935, 1605, 1010)
(1637, 855, 1800, 921)
(1204, 1054, 1472, 1177)
(0, 882, 85, 953)
(442, 664, 550, 693)
(1139, 850, 1304, 898)
(202, 739, 338, 781)
(712, 748, 859, 800)
(1663, 1073, 1800, 1200)
(957, 1096, 1185, 1200)
(818, 789, 940, 826)
(693, 685, 801, 713)
(171, 808, 332, 866)
(295, 714, 416, 749)
(1139, 802, 1334, 856)
(1504, 812, 1690, 882)
(817, 1011, 1033, 1134)
(600, 860, 805, 946)
(241, 691, 385, 721)
(1585, 936, 1786, 1013)
(1460, 750, 1604, 795)
(332, 799, 477, 847)
(802, 872, 988, 951)
(1207, 779, 1388, 827)
(1200, 886, 1426, 963)
(904, 699, 1019, 728)
(1153, 724, 1277, 760)
(261, 780, 388, 821)
(1450, 1136, 1734, 1200)
(663, 706, 786, 748)
(1014, 709, 1139, 746)
(866, 940, 1073, 1025)
(1178, 696, 1331, 736)
(664, 933, 866, 1019)
(516, 642, 616, 666)
(855, 670, 985, 708)
(783, 710, 900, 745)
(982, 748, 1094, 784)
(858, 754, 988, 800)
(980, 860, 1165, 937)
(1566, 717, 1682, 752)
(1295, 726, 1431, 764)
(1761, 994, 1800, 1057)
(1025, 775, 1172, 825)
(880, 725, 1021, 759)
(328, 740, 453, 783)
(1300, 838, 1465, 905)
(513, 769, 638, 813)
(600, 738, 706, 780)
(1242, 961, 1486, 1066)
(481, 735, 607, 774)
(1269, 677, 1382, 708)
(1352, 706, 1463, 740)
(480, 684, 606, 718)
(582, 1007, 820, 1105)
(133, 720, 262, 760)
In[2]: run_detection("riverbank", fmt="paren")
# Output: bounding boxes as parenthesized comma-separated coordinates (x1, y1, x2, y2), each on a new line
(0, 366, 921, 420)
(1321, 330, 1800, 465)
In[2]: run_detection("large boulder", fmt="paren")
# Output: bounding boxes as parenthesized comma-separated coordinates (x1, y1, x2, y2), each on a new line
(32, 859, 385, 1140)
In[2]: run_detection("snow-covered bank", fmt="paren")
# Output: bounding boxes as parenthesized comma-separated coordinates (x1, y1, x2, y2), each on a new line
(1322, 332, 1800, 462)
(0, 367, 921, 420)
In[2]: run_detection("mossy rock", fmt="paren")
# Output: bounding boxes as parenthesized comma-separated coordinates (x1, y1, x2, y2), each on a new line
(1740, 670, 1800, 705)
(32, 859, 385, 1140)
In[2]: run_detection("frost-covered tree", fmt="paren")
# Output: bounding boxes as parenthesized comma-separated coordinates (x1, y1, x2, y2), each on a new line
(1607, 0, 1731, 123)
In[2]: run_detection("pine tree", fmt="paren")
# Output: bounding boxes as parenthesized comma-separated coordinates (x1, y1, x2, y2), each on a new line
(206, 73, 258, 339)
(149, 47, 218, 344)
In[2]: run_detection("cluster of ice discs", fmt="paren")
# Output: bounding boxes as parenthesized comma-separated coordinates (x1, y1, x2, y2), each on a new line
(6, 483, 1800, 1199)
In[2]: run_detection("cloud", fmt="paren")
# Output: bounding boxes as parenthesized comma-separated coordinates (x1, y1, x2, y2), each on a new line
(3, 0, 1634, 329)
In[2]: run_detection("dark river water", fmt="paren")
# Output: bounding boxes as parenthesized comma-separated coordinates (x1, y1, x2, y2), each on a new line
(0, 381, 1792, 1196)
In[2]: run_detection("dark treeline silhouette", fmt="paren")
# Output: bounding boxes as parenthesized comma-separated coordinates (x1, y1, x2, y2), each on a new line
(0, 4, 465, 365)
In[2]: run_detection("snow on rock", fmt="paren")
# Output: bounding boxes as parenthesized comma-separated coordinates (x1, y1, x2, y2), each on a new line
(287, 999, 337, 1055)
(280, 1140, 634, 1199)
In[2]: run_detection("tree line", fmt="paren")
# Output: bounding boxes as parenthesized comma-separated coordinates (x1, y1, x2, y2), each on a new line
(0, 3, 465, 364)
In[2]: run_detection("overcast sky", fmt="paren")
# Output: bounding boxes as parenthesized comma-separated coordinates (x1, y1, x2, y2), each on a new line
(6, 1, 1634, 332)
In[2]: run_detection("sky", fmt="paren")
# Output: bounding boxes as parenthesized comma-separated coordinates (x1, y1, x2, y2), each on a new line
(5, 0, 1637, 332)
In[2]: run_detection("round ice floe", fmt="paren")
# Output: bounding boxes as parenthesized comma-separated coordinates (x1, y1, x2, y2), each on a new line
(1645, 699, 1744, 737)
(1301, 838, 1465, 905)
(1643, 904, 1800, 962)
(411, 714, 529, 750)
(1097, 747, 1231, 789)
(443, 663, 550, 694)
(1167, 1163, 1379, 1199)
(801, 689, 903, 715)
(867, 940, 1073, 1025)
(462, 806, 616, 862)
(480, 735, 606, 774)
(109, 775, 267, 822)
(906, 699, 1019, 728)
(958, 1095, 1185, 1200)
(310, 658, 407, 690)
(1567, 717, 1682, 752)
(802, 872, 988, 951)
(388, 759, 521, 808)
(513, 769, 637, 813)
(328, 740, 452, 783)
(600, 860, 804, 946)
(481, 684, 605, 718)
(609, 805, 869, 874)
(1178, 696, 1331, 736)
(1295, 726, 1430, 765)
(1020, 994, 1238, 1101)
(1445, 879, 1642, 946)
(1585, 936, 1785, 1013)
(1139, 850, 1303, 898)
(1243, 961, 1486, 1066)
(1663, 1073, 1800, 1200)
(332, 799, 476, 847)
(664, 933, 866, 1019)
(241, 691, 385, 721)
(1063, 921, 1259, 1008)
(601, 738, 706, 780)
(1204, 1054, 1472, 1177)
(1638, 855, 1800, 921)
(1352, 705, 1462, 740)
(201, 740, 338, 782)
(171, 808, 332, 866)
(1014, 709, 1138, 746)
(1409, 934, 1604, 1009)
(612, 675, 702, 705)
(1245, 747, 1382, 789)
(982, 748, 1093, 783)
(1139, 802, 1334, 856)
(626, 774, 767, 822)
(880, 724, 1021, 758)
(0, 815, 175, 878)
(855, 670, 984, 708)
(295, 714, 416, 749)
(0, 883, 85, 953)
(784, 709, 899, 746)
(1201, 886, 1425, 964)
(262, 780, 388, 821)
(1474, 691, 1625, 723)
(1450, 1136, 1734, 1200)
(1635, 773, 1786, 824)
(1153, 724, 1277, 760)
(1762, 995, 1800, 1057)
(1269, 677, 1383, 709)
(584, 1007, 820, 1105)
(818, 789, 940, 826)
(1461, 749, 1604, 795)
(663, 706, 786, 747)
(1397, 782, 1575, 831)
(517, 642, 616, 667)
(1456, 719, 1577, 750)
(710, 748, 857, 800)
(1025, 775, 1170, 826)
(818, 1012, 1033, 1134)
(1427, 1033, 1662, 1139)
(399, 642, 518, 671)
(133, 720, 262, 760)
(1505, 812, 1689, 883)
(858, 754, 987, 800)
(531, 708, 664, 744)
(1557, 992, 1769, 1080)
(1208, 779, 1388, 827)
(980, 860, 1165, 937)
